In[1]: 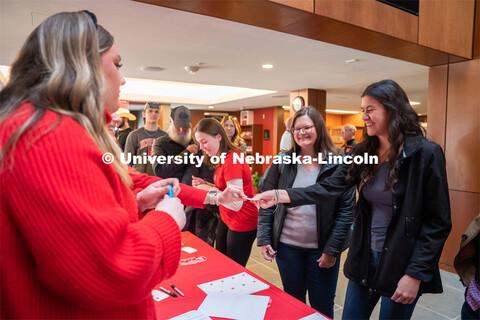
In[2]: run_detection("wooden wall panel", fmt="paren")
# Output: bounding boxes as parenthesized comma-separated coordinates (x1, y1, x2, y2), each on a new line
(419, 0, 475, 59)
(270, 0, 314, 12)
(315, 0, 418, 42)
(289, 88, 326, 120)
(342, 113, 364, 128)
(325, 114, 342, 127)
(439, 190, 480, 272)
(426, 65, 448, 149)
(474, 0, 480, 59)
(136, 0, 467, 66)
(445, 59, 480, 193)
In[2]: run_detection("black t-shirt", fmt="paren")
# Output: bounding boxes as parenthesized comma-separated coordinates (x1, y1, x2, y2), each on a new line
(116, 127, 133, 152)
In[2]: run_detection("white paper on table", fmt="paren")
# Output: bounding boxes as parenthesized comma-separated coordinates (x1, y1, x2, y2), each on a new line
(181, 246, 197, 254)
(299, 312, 330, 320)
(198, 272, 269, 295)
(198, 292, 269, 320)
(151, 289, 169, 302)
(168, 310, 212, 320)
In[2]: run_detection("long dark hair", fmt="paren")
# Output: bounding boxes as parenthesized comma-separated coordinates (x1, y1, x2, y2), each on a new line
(291, 106, 341, 155)
(347, 79, 425, 189)
(194, 118, 240, 167)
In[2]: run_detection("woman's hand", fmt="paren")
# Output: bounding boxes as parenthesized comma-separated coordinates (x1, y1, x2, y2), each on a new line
(136, 178, 180, 212)
(317, 253, 336, 268)
(252, 190, 277, 209)
(217, 185, 247, 205)
(192, 176, 206, 187)
(260, 245, 276, 261)
(155, 196, 186, 229)
(391, 274, 421, 304)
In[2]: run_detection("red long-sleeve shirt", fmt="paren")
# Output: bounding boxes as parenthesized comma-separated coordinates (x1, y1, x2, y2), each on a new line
(0, 103, 206, 319)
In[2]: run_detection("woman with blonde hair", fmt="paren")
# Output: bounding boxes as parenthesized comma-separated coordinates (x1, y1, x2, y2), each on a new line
(0, 11, 243, 318)
(221, 115, 247, 152)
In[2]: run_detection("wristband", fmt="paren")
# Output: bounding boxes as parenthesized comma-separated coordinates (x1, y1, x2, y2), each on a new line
(208, 190, 215, 205)
(274, 189, 280, 205)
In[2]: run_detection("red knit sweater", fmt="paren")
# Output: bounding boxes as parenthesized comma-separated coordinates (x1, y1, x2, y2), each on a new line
(0, 103, 206, 319)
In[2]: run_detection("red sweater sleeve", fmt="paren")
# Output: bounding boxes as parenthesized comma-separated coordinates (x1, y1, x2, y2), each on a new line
(1, 112, 181, 310)
(128, 166, 207, 208)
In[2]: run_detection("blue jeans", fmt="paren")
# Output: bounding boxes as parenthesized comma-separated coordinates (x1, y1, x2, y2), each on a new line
(342, 250, 420, 319)
(276, 242, 340, 319)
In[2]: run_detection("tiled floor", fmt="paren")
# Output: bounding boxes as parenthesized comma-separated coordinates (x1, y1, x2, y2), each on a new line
(246, 241, 465, 319)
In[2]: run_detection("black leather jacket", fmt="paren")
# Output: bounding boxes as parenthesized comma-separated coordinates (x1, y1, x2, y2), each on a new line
(286, 136, 452, 297)
(257, 151, 356, 257)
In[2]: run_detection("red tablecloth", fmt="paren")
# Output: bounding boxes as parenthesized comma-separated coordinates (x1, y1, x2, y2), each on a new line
(155, 232, 326, 320)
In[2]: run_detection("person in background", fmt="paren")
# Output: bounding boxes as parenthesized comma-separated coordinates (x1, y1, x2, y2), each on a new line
(124, 102, 166, 175)
(152, 105, 218, 245)
(0, 11, 245, 319)
(257, 107, 355, 318)
(193, 118, 258, 267)
(108, 112, 122, 137)
(341, 123, 358, 154)
(221, 115, 247, 153)
(454, 214, 480, 319)
(279, 116, 293, 152)
(115, 107, 136, 151)
(253, 79, 451, 320)
(152, 105, 198, 180)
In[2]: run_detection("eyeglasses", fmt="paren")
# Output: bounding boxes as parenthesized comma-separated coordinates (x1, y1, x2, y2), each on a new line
(341, 128, 352, 133)
(293, 125, 314, 134)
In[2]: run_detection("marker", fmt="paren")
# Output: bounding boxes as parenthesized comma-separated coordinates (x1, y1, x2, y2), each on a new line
(170, 284, 185, 297)
(159, 286, 177, 298)
(168, 184, 174, 198)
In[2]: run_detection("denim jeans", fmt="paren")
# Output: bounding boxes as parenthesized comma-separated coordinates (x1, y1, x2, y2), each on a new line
(276, 242, 340, 319)
(342, 250, 420, 319)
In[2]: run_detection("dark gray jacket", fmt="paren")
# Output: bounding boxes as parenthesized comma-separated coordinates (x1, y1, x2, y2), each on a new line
(257, 152, 356, 257)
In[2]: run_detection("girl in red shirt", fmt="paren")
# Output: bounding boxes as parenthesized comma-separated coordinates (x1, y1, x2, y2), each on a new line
(193, 118, 258, 266)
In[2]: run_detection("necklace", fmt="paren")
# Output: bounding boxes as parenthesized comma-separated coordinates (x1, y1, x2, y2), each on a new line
(144, 127, 159, 137)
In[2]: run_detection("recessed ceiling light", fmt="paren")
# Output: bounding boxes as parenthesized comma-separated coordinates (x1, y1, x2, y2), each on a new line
(185, 66, 200, 75)
(208, 105, 214, 109)
(345, 59, 358, 64)
(409, 101, 421, 105)
(140, 66, 164, 72)
(262, 64, 273, 69)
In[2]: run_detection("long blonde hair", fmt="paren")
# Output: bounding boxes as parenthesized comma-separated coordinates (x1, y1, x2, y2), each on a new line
(0, 11, 131, 185)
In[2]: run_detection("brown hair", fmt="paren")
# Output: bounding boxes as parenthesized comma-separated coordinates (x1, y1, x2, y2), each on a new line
(194, 118, 240, 167)
(291, 106, 341, 155)
(220, 115, 242, 142)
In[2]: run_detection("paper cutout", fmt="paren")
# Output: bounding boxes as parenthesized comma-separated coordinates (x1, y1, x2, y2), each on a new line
(181, 246, 198, 254)
(179, 256, 207, 266)
(152, 289, 169, 302)
(168, 310, 212, 320)
(198, 292, 269, 320)
(198, 272, 269, 295)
